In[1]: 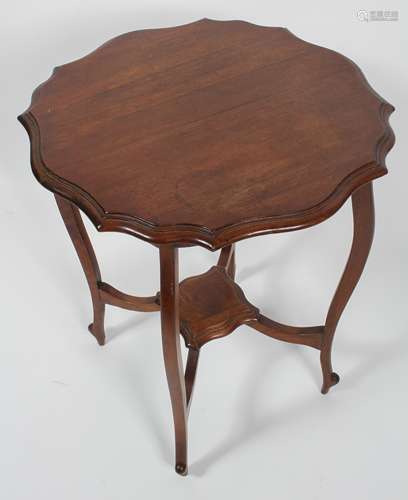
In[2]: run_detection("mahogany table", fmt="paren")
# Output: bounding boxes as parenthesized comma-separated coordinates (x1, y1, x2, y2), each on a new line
(19, 19, 395, 475)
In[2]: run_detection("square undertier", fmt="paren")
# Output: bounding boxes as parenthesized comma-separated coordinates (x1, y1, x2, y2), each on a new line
(179, 266, 259, 349)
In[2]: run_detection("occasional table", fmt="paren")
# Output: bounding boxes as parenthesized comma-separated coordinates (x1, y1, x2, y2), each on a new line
(19, 19, 395, 475)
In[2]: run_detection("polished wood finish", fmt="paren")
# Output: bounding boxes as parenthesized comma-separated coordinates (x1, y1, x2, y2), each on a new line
(55, 195, 106, 345)
(98, 282, 159, 312)
(53, 186, 378, 473)
(19, 19, 394, 250)
(248, 316, 324, 350)
(56, 195, 160, 343)
(320, 182, 375, 393)
(179, 266, 259, 349)
(184, 348, 200, 414)
(19, 20, 395, 476)
(159, 246, 188, 476)
(217, 244, 236, 279)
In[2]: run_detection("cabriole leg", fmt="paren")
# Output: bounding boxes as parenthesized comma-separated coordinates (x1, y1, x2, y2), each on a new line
(159, 246, 189, 476)
(55, 195, 106, 345)
(320, 182, 375, 394)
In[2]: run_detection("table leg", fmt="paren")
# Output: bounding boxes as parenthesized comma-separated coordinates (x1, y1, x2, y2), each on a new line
(217, 244, 236, 279)
(320, 182, 375, 394)
(185, 347, 200, 415)
(159, 246, 188, 475)
(55, 195, 106, 345)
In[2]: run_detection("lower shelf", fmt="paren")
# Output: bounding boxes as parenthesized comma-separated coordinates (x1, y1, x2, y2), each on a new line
(179, 266, 259, 349)
(179, 265, 324, 350)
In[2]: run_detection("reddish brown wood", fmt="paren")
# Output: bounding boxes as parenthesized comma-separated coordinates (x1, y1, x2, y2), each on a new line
(179, 266, 259, 349)
(19, 20, 396, 475)
(19, 19, 394, 250)
(56, 195, 161, 345)
(184, 348, 200, 414)
(55, 195, 106, 345)
(98, 282, 160, 312)
(248, 316, 324, 350)
(217, 244, 236, 279)
(159, 246, 188, 476)
(320, 182, 375, 394)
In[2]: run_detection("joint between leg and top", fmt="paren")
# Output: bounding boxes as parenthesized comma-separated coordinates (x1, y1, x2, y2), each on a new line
(55, 195, 161, 346)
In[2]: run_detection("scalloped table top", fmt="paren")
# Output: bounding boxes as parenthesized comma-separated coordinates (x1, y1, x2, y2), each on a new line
(19, 18, 394, 249)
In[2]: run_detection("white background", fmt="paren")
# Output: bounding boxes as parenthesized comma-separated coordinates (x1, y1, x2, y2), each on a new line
(1, 1, 407, 499)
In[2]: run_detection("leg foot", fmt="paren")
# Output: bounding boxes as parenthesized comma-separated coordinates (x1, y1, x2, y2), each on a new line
(175, 463, 188, 476)
(88, 320, 105, 346)
(321, 372, 340, 394)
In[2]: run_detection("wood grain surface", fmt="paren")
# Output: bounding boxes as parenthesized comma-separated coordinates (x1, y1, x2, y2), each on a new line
(19, 19, 394, 249)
